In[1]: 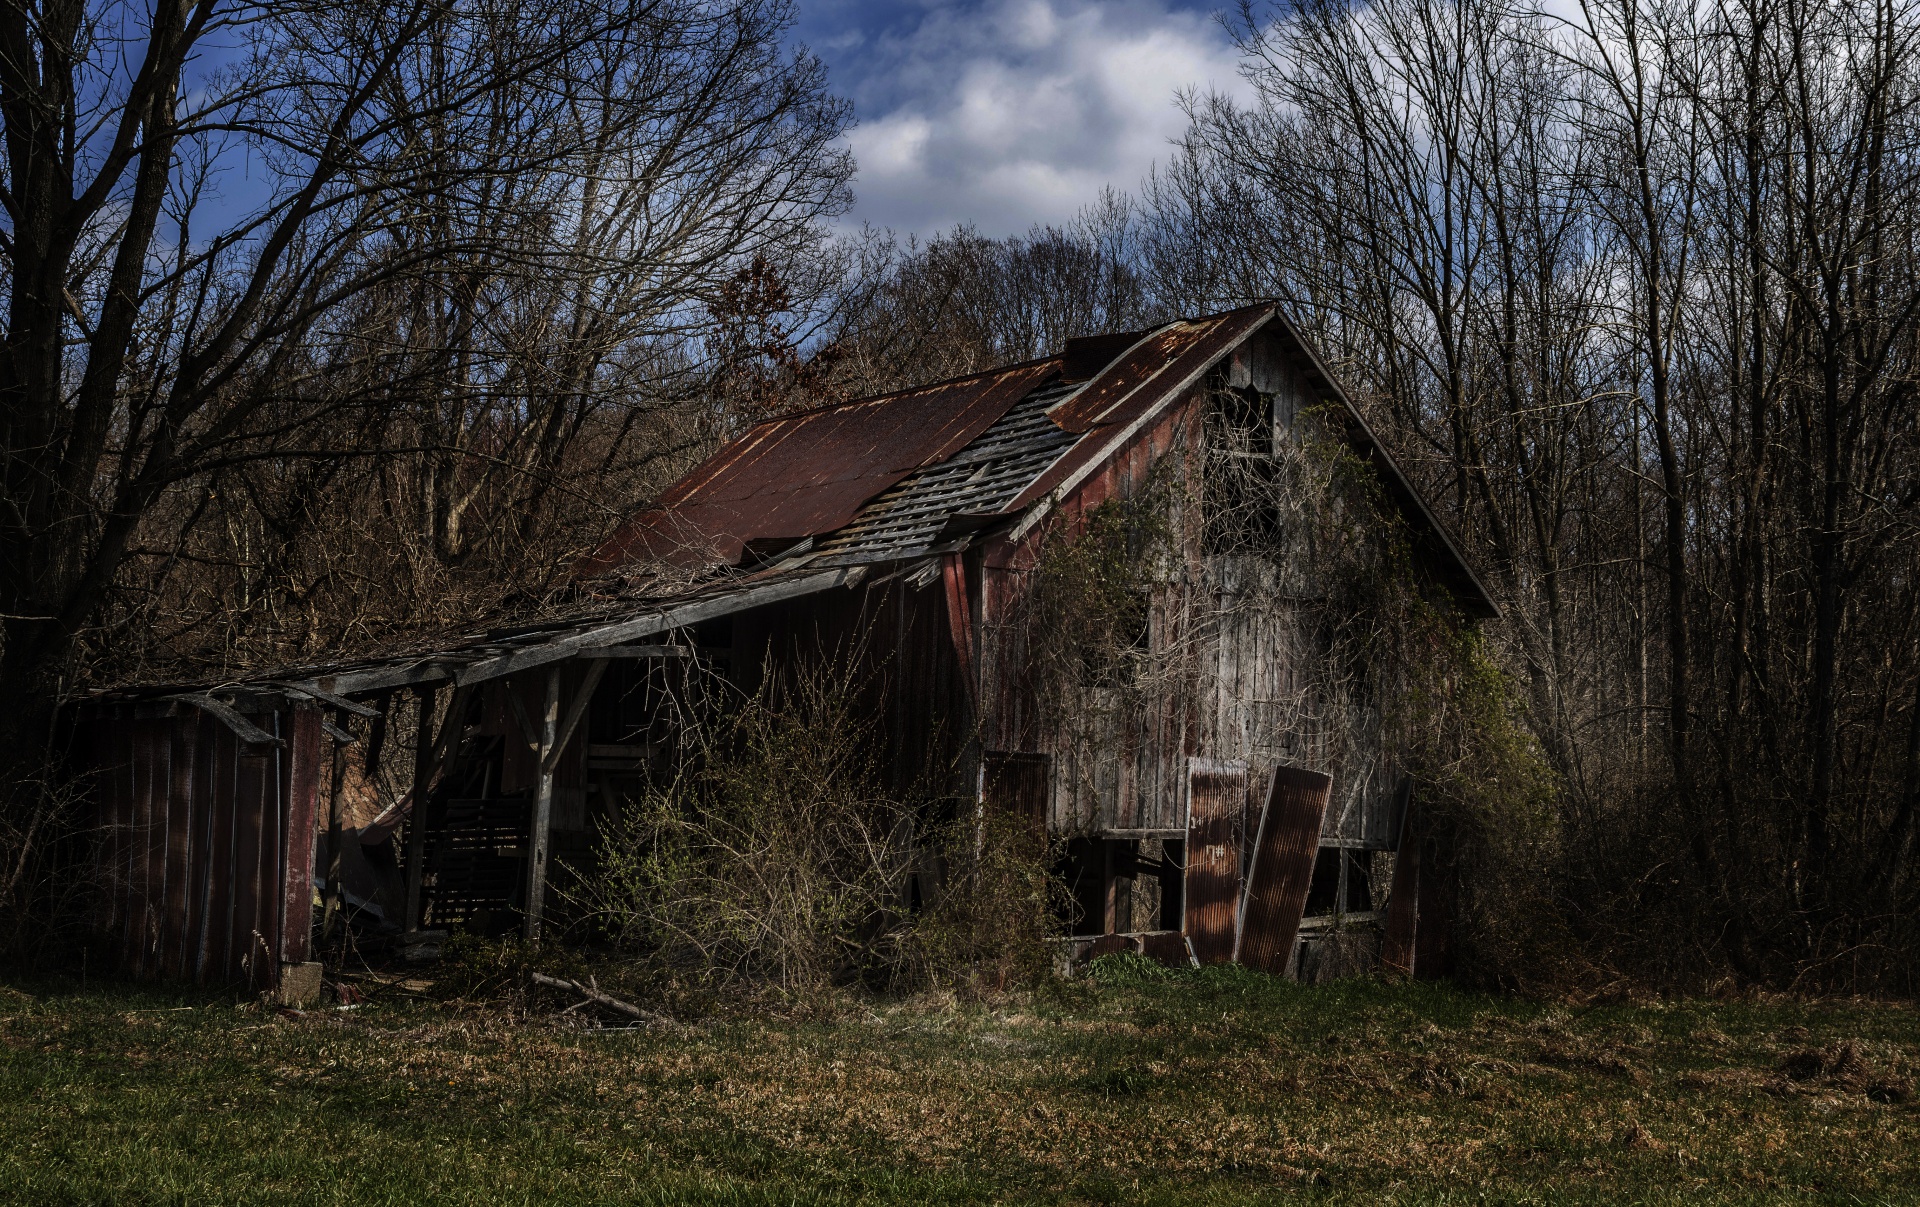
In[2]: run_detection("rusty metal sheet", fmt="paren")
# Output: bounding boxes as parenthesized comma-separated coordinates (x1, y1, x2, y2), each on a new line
(1413, 836, 1452, 978)
(162, 714, 199, 979)
(1381, 840, 1420, 976)
(1183, 757, 1247, 964)
(584, 360, 1061, 571)
(1137, 930, 1196, 968)
(943, 553, 977, 711)
(1235, 765, 1332, 975)
(1080, 934, 1133, 962)
(1044, 305, 1274, 435)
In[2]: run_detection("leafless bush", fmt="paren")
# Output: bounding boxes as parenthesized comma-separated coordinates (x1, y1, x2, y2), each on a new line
(569, 658, 1061, 1000)
(0, 758, 101, 966)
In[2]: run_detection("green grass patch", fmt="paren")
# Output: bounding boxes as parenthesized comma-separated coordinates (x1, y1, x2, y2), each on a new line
(2, 963, 1916, 1205)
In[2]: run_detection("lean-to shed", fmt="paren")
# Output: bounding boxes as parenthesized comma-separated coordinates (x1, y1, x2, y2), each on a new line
(75, 303, 1495, 994)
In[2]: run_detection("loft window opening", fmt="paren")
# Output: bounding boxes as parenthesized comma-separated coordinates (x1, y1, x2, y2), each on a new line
(1204, 383, 1281, 554)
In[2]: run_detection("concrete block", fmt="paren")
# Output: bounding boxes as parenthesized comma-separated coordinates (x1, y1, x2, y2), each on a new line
(277, 960, 325, 1007)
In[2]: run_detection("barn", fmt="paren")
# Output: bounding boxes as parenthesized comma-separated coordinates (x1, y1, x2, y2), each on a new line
(74, 302, 1496, 997)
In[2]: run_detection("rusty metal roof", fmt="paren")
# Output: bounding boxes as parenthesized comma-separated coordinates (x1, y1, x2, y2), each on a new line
(811, 379, 1081, 565)
(1045, 305, 1276, 434)
(582, 360, 1059, 572)
(1003, 305, 1279, 515)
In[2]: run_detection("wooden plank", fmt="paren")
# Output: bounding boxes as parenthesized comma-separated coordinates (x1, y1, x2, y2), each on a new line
(1380, 779, 1417, 975)
(174, 694, 283, 748)
(228, 739, 269, 989)
(1235, 764, 1332, 975)
(1381, 842, 1420, 976)
(449, 570, 849, 688)
(280, 707, 323, 966)
(95, 711, 129, 936)
(255, 713, 285, 992)
(312, 660, 457, 697)
(980, 751, 1050, 836)
(402, 689, 437, 934)
(505, 679, 541, 752)
(132, 719, 166, 978)
(399, 683, 476, 931)
(183, 711, 217, 982)
(525, 667, 563, 944)
(1182, 757, 1247, 964)
(269, 681, 380, 718)
(196, 724, 237, 985)
(1413, 837, 1451, 978)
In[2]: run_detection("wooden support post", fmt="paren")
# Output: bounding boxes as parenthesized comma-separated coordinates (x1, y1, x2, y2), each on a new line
(402, 687, 437, 935)
(524, 665, 562, 944)
(1103, 840, 1119, 934)
(322, 723, 348, 940)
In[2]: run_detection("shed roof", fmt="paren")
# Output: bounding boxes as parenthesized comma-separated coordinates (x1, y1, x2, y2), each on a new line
(89, 304, 1496, 720)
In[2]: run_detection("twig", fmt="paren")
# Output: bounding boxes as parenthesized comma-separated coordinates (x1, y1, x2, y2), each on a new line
(529, 972, 685, 1032)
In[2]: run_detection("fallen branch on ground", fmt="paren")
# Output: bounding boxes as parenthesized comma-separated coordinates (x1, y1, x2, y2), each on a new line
(530, 972, 685, 1031)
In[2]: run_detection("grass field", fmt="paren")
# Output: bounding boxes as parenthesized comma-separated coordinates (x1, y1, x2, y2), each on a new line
(2, 959, 1916, 1205)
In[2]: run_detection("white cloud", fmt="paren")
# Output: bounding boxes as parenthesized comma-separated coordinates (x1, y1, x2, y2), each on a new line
(836, 0, 1250, 236)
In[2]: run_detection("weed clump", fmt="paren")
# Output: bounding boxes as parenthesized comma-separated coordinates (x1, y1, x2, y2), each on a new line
(568, 658, 1063, 1006)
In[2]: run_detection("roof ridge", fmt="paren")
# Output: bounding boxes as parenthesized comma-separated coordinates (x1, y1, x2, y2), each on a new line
(737, 352, 1066, 428)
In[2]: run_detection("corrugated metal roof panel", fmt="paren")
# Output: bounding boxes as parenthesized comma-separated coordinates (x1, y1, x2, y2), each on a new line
(994, 306, 1278, 519)
(1045, 305, 1275, 434)
(583, 360, 1060, 571)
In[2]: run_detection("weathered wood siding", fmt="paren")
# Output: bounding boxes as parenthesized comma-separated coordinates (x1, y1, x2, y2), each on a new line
(977, 328, 1405, 847)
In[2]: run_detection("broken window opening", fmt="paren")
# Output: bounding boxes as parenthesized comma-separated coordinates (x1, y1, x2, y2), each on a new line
(1204, 382, 1283, 555)
(1056, 835, 1185, 938)
(1301, 845, 1380, 924)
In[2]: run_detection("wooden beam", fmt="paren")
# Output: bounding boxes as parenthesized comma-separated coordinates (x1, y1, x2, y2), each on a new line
(524, 666, 562, 944)
(320, 717, 357, 744)
(541, 658, 608, 776)
(271, 681, 380, 719)
(174, 694, 283, 748)
(307, 660, 456, 698)
(572, 644, 697, 659)
(401, 688, 437, 934)
(452, 569, 848, 687)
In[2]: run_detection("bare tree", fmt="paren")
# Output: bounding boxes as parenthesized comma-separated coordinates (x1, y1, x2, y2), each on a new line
(0, 0, 852, 735)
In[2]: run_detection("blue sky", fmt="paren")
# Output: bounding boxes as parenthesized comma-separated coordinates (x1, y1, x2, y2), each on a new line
(791, 0, 1253, 237)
